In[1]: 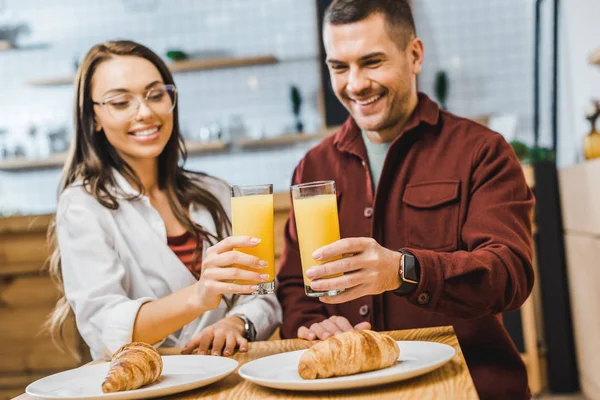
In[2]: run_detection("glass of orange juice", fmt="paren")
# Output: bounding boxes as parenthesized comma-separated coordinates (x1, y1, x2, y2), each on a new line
(291, 180, 344, 297)
(230, 184, 275, 294)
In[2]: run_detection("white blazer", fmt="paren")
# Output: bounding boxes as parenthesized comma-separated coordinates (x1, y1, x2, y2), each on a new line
(56, 169, 282, 360)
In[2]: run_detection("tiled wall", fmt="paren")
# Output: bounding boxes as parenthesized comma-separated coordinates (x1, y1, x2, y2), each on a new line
(0, 0, 538, 215)
(0, 0, 323, 214)
(414, 0, 542, 147)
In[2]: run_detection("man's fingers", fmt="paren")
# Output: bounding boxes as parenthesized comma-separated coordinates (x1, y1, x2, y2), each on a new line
(297, 326, 309, 340)
(319, 286, 364, 304)
(312, 238, 371, 261)
(309, 270, 362, 290)
(330, 316, 354, 332)
(354, 321, 372, 331)
(308, 322, 329, 340)
(207, 236, 260, 255)
(319, 319, 342, 337)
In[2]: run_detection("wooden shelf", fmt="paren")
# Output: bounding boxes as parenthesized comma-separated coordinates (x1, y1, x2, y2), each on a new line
(28, 76, 74, 86)
(185, 139, 229, 154)
(0, 42, 50, 52)
(237, 132, 328, 149)
(0, 140, 227, 171)
(0, 40, 13, 51)
(169, 55, 278, 73)
(28, 55, 279, 87)
(0, 152, 68, 171)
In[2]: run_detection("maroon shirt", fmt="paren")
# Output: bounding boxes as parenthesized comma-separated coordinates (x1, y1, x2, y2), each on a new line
(277, 93, 535, 399)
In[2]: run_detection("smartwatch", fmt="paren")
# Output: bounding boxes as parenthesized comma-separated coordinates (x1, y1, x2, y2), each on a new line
(393, 250, 420, 295)
(233, 314, 257, 341)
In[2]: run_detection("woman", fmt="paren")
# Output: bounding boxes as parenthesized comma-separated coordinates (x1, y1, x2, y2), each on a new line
(46, 40, 281, 361)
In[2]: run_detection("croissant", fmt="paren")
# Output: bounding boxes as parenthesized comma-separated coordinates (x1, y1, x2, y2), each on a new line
(101, 342, 163, 393)
(298, 330, 400, 379)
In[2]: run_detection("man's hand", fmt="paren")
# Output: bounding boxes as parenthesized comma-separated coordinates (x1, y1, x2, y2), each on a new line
(306, 238, 402, 304)
(181, 316, 248, 356)
(297, 316, 372, 340)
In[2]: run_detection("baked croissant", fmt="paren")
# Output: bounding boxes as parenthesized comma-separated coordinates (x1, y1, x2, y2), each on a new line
(298, 330, 400, 379)
(101, 342, 163, 393)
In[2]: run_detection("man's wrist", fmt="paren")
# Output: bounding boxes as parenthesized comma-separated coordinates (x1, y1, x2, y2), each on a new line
(389, 249, 403, 291)
(393, 250, 420, 295)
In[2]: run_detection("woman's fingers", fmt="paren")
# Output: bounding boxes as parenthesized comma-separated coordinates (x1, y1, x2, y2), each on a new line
(203, 266, 269, 284)
(195, 330, 215, 356)
(211, 330, 227, 356)
(223, 332, 238, 356)
(237, 336, 249, 352)
(203, 280, 258, 295)
(207, 251, 267, 271)
(207, 236, 261, 256)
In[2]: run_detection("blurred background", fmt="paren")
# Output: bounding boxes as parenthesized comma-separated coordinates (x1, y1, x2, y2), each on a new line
(0, 0, 599, 399)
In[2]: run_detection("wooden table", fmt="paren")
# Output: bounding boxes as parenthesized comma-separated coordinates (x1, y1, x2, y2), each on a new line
(14, 326, 478, 399)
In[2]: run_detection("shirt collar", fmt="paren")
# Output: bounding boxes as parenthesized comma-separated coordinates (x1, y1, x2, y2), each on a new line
(110, 168, 144, 199)
(109, 168, 209, 232)
(333, 92, 440, 157)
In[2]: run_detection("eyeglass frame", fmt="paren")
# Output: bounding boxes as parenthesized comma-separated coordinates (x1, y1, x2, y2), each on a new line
(92, 84, 178, 121)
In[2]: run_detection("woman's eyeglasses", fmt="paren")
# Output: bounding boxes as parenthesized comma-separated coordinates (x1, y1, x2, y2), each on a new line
(93, 84, 177, 122)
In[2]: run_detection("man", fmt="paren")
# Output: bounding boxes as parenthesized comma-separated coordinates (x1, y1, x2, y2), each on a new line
(277, 0, 535, 398)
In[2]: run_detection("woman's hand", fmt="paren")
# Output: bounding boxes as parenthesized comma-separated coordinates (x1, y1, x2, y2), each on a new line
(181, 316, 248, 356)
(191, 236, 269, 311)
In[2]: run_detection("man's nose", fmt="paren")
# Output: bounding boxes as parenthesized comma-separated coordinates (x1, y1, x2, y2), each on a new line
(346, 68, 371, 95)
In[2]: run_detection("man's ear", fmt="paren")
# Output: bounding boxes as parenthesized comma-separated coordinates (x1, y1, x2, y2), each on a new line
(409, 37, 424, 75)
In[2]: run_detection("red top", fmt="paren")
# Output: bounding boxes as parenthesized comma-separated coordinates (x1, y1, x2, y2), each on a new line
(277, 93, 535, 399)
(168, 231, 203, 279)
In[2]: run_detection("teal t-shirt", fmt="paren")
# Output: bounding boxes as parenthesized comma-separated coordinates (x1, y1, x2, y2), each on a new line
(361, 131, 391, 192)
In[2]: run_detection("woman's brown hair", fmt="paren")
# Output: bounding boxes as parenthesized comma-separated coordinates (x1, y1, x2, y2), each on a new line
(45, 40, 231, 354)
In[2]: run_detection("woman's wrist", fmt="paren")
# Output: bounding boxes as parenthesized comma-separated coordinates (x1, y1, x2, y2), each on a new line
(227, 315, 247, 335)
(185, 285, 208, 315)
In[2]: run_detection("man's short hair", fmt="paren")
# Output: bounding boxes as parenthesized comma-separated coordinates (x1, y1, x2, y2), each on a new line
(324, 0, 416, 49)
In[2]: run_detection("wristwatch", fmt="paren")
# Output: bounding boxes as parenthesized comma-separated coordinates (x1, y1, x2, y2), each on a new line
(393, 250, 420, 295)
(233, 314, 257, 341)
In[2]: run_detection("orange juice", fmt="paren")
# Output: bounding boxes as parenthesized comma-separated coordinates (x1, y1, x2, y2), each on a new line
(231, 193, 275, 285)
(293, 194, 343, 290)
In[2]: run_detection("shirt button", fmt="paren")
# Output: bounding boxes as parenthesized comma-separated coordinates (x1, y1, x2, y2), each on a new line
(364, 207, 373, 218)
(418, 292, 430, 305)
(359, 304, 369, 317)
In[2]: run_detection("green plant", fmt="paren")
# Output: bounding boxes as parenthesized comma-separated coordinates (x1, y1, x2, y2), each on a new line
(510, 140, 555, 163)
(532, 147, 556, 162)
(434, 71, 449, 110)
(166, 50, 188, 61)
(290, 85, 303, 133)
(510, 140, 532, 162)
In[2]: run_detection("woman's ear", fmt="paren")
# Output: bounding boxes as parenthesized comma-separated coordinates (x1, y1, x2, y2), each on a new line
(94, 117, 102, 132)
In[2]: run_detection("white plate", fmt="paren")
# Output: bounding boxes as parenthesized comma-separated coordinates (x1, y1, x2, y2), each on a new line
(238, 340, 456, 391)
(26, 355, 238, 400)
